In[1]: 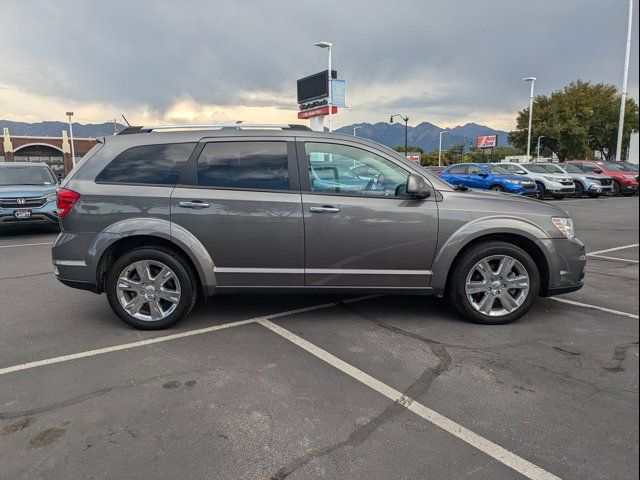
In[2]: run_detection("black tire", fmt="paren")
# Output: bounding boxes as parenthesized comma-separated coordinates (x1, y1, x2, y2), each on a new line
(447, 241, 540, 325)
(573, 182, 584, 198)
(535, 182, 546, 199)
(489, 184, 505, 192)
(612, 181, 622, 196)
(588, 192, 600, 199)
(106, 247, 198, 330)
(552, 194, 564, 200)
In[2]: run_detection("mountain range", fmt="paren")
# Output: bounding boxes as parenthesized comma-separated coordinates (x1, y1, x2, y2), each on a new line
(335, 122, 511, 152)
(1, 119, 510, 152)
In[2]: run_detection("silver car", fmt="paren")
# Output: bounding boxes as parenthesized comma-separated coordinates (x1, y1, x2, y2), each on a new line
(536, 162, 613, 198)
(52, 124, 586, 329)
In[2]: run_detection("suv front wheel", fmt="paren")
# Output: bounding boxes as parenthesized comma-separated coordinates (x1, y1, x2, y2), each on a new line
(106, 247, 198, 330)
(448, 241, 540, 324)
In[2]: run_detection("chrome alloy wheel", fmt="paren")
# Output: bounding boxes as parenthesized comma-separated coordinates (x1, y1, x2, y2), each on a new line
(116, 260, 181, 322)
(464, 255, 530, 317)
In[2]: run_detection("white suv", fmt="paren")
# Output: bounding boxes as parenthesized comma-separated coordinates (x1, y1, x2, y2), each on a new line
(501, 163, 575, 199)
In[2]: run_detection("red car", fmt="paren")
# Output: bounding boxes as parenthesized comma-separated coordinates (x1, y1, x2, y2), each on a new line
(568, 161, 639, 196)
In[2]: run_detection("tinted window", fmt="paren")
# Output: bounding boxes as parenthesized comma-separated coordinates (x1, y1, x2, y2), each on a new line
(97, 143, 195, 185)
(562, 164, 584, 174)
(467, 165, 482, 175)
(448, 165, 468, 174)
(197, 141, 289, 190)
(485, 164, 510, 175)
(305, 142, 409, 197)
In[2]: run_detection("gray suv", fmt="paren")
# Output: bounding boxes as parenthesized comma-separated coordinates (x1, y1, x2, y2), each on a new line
(52, 124, 586, 329)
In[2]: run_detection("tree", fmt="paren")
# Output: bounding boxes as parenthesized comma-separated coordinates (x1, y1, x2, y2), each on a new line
(393, 145, 424, 153)
(509, 80, 639, 161)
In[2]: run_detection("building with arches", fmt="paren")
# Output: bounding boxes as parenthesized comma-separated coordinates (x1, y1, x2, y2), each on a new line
(1, 128, 98, 177)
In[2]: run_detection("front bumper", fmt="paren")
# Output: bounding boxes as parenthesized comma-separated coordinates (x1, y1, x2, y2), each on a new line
(540, 237, 586, 297)
(546, 182, 575, 196)
(0, 202, 59, 226)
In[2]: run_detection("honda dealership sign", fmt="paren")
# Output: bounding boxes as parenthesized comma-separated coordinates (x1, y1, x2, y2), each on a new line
(476, 135, 498, 148)
(297, 70, 345, 119)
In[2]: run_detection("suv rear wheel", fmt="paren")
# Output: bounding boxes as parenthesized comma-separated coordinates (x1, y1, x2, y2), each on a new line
(448, 241, 540, 325)
(106, 247, 197, 330)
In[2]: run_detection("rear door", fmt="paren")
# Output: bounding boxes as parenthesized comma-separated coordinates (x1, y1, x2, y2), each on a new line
(171, 137, 304, 287)
(465, 164, 487, 188)
(298, 139, 438, 289)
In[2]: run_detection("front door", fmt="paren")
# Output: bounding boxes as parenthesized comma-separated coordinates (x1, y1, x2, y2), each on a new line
(171, 137, 304, 287)
(298, 140, 439, 289)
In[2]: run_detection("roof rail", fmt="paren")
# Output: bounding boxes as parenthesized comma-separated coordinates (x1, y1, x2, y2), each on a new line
(117, 124, 312, 134)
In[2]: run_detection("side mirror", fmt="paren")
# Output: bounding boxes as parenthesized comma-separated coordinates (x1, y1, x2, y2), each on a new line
(477, 172, 488, 177)
(406, 173, 431, 199)
(593, 169, 603, 174)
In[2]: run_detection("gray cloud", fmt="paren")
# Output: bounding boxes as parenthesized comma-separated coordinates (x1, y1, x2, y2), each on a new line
(1, 0, 638, 127)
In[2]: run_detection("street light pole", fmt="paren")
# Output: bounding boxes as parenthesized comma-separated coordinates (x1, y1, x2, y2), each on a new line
(390, 114, 409, 158)
(353, 126, 361, 136)
(615, 0, 633, 162)
(439, 130, 448, 166)
(523, 77, 536, 160)
(314, 41, 333, 132)
(66, 111, 76, 167)
(536, 135, 546, 161)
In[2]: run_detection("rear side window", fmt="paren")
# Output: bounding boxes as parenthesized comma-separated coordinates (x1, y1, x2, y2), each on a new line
(448, 165, 467, 174)
(197, 141, 289, 190)
(96, 143, 196, 185)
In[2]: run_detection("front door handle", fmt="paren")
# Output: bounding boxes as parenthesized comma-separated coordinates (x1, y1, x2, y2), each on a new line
(309, 206, 340, 214)
(178, 200, 210, 209)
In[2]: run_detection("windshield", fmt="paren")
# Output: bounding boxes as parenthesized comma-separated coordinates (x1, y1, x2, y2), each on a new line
(532, 163, 564, 174)
(0, 166, 57, 186)
(485, 164, 510, 175)
(562, 164, 583, 174)
(524, 164, 554, 174)
(620, 162, 639, 172)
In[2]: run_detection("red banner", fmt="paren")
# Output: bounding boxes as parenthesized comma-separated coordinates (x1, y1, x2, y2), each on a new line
(297, 106, 338, 119)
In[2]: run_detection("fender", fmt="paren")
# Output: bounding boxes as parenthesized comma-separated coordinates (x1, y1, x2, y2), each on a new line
(86, 217, 216, 293)
(429, 216, 553, 295)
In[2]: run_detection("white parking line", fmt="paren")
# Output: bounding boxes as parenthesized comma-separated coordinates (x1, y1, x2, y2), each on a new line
(0, 297, 376, 376)
(0, 242, 53, 249)
(588, 254, 639, 264)
(258, 319, 561, 480)
(551, 297, 639, 320)
(588, 243, 639, 256)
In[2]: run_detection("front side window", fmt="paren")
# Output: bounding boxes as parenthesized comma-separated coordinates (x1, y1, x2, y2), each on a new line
(485, 164, 510, 175)
(96, 143, 196, 185)
(305, 142, 409, 197)
(197, 141, 289, 190)
(467, 165, 482, 175)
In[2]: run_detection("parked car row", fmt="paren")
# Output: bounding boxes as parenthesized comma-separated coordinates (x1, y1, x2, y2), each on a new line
(434, 160, 638, 199)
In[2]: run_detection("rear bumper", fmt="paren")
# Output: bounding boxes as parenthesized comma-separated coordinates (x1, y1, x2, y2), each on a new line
(540, 237, 586, 297)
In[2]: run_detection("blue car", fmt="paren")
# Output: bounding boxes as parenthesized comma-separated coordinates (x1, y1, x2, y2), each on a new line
(440, 163, 538, 196)
(0, 162, 60, 227)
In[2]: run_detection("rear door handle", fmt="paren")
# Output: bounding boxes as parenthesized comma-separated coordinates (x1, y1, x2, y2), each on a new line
(309, 206, 340, 214)
(178, 200, 210, 209)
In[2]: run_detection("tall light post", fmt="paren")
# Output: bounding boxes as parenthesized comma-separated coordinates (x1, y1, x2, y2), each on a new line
(390, 114, 409, 158)
(536, 135, 546, 161)
(523, 77, 536, 160)
(615, 0, 633, 162)
(438, 130, 448, 166)
(353, 126, 361, 136)
(66, 111, 76, 167)
(314, 41, 333, 132)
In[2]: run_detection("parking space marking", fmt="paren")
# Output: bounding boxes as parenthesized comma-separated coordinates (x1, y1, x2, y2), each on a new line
(0, 242, 53, 249)
(588, 243, 639, 256)
(588, 254, 639, 264)
(0, 296, 377, 377)
(550, 298, 639, 320)
(258, 319, 561, 480)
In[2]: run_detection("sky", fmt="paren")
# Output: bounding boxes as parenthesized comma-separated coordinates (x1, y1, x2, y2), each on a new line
(1, 0, 638, 131)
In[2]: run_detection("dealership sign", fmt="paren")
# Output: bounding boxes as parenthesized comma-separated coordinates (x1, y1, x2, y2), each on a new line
(297, 70, 346, 118)
(298, 106, 338, 119)
(476, 135, 498, 148)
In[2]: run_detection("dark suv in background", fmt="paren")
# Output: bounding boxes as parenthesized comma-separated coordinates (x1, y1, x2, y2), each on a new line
(52, 125, 586, 329)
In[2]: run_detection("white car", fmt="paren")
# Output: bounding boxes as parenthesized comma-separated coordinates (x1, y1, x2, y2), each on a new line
(501, 162, 575, 199)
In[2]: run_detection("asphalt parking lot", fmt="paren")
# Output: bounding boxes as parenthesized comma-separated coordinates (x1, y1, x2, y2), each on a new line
(0, 196, 638, 480)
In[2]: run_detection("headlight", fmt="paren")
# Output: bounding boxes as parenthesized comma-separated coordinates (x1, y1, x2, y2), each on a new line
(503, 179, 522, 184)
(46, 193, 57, 203)
(552, 217, 575, 239)
(544, 176, 559, 182)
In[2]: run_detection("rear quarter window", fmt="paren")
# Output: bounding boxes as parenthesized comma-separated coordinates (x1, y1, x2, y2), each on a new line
(96, 143, 196, 185)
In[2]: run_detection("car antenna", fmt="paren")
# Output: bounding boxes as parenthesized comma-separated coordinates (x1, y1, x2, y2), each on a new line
(121, 114, 131, 127)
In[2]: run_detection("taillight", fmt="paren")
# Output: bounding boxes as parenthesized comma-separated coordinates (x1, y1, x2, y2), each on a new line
(56, 188, 80, 217)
